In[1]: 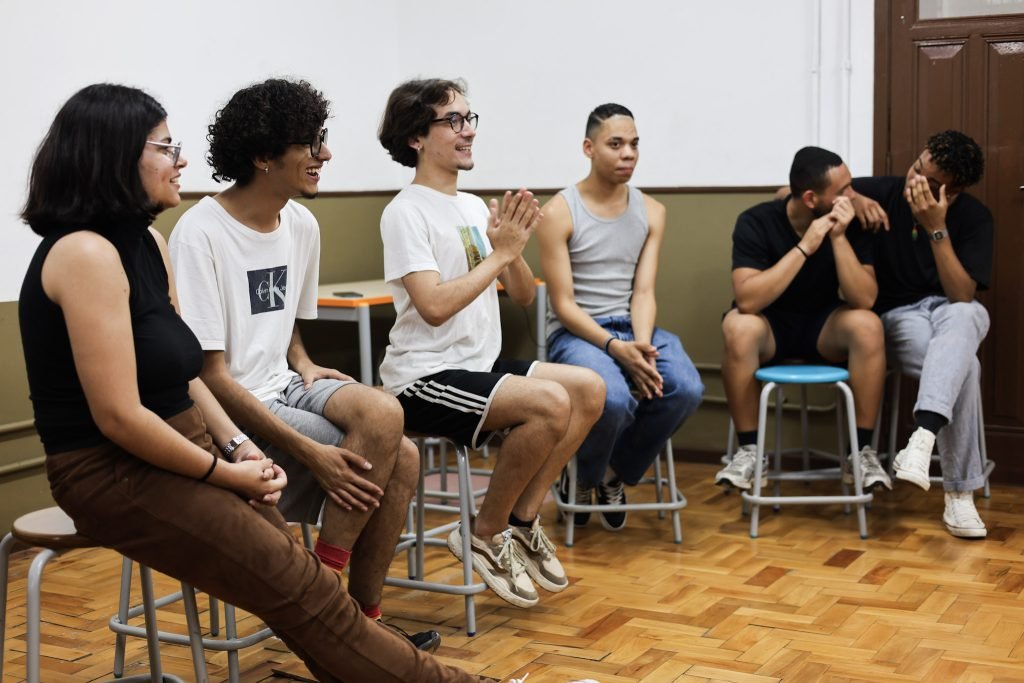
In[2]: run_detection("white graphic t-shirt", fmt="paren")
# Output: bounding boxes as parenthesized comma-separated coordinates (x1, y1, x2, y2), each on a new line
(379, 184, 501, 393)
(169, 196, 321, 401)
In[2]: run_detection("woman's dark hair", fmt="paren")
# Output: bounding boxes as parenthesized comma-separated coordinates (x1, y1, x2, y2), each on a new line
(378, 78, 467, 168)
(21, 83, 167, 237)
(207, 78, 331, 186)
(927, 130, 984, 189)
(585, 103, 634, 139)
(789, 146, 844, 197)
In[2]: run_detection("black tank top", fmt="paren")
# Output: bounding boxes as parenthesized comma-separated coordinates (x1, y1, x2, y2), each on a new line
(19, 224, 203, 455)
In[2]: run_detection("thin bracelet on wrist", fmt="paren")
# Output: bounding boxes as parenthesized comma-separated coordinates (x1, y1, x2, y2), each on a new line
(198, 452, 218, 482)
(603, 336, 616, 353)
(794, 244, 809, 259)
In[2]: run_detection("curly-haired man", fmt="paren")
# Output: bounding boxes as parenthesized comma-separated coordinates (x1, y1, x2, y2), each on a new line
(168, 79, 442, 653)
(851, 130, 994, 538)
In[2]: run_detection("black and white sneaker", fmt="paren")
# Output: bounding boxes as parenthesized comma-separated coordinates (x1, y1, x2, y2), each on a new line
(596, 477, 627, 531)
(558, 467, 592, 527)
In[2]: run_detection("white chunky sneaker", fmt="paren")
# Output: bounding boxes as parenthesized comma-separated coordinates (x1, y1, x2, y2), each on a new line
(508, 517, 568, 593)
(893, 427, 935, 491)
(714, 445, 765, 490)
(447, 525, 539, 607)
(943, 491, 987, 538)
(844, 446, 893, 490)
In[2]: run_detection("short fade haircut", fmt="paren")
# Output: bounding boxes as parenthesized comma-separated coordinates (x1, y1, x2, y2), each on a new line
(22, 83, 167, 237)
(789, 146, 845, 197)
(206, 78, 330, 186)
(927, 130, 984, 188)
(585, 103, 634, 139)
(378, 78, 467, 168)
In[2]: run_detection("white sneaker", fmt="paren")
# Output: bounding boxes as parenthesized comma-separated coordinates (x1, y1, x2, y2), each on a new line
(943, 491, 987, 538)
(844, 446, 893, 490)
(447, 525, 539, 608)
(508, 518, 568, 593)
(714, 445, 765, 490)
(893, 427, 935, 491)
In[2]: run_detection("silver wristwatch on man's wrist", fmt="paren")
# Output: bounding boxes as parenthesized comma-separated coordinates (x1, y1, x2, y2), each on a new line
(222, 433, 251, 457)
(929, 227, 947, 242)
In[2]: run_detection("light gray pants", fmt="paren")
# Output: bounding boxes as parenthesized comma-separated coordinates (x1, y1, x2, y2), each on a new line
(881, 296, 989, 492)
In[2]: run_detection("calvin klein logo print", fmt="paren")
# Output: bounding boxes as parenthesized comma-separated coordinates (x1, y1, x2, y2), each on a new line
(247, 266, 288, 314)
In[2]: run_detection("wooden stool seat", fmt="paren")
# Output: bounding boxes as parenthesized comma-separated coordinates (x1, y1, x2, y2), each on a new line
(11, 506, 95, 550)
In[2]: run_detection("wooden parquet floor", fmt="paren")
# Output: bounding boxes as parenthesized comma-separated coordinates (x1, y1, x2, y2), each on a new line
(2, 460, 1023, 682)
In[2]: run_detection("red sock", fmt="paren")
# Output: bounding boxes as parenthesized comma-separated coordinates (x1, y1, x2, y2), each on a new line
(314, 539, 352, 572)
(361, 603, 382, 620)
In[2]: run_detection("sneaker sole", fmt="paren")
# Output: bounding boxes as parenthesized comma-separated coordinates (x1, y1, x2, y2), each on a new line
(447, 532, 539, 608)
(893, 466, 931, 491)
(842, 472, 894, 491)
(522, 561, 569, 593)
(945, 523, 987, 539)
(714, 475, 767, 490)
(599, 513, 628, 532)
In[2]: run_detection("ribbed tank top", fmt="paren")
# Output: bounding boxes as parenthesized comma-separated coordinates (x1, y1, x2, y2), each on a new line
(545, 184, 648, 339)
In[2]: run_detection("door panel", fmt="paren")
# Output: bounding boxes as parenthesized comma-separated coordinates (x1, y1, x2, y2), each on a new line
(876, 0, 1024, 483)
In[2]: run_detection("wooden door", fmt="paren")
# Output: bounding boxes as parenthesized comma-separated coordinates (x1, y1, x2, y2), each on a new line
(875, 0, 1024, 483)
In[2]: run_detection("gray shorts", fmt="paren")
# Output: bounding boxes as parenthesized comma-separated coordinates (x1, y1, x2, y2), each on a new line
(254, 374, 359, 523)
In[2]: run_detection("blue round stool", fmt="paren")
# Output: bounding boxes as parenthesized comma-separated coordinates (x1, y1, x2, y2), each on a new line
(740, 365, 872, 539)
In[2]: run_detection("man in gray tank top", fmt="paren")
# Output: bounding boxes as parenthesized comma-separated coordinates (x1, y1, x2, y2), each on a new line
(538, 104, 704, 532)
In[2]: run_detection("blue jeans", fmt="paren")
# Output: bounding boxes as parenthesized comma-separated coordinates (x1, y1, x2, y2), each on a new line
(547, 316, 704, 488)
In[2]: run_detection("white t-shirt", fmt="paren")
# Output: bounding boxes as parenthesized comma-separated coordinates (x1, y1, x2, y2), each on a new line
(169, 196, 321, 402)
(379, 184, 501, 393)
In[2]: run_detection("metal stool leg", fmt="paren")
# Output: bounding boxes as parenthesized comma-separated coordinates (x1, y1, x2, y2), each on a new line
(180, 582, 211, 683)
(455, 444, 477, 636)
(748, 381, 775, 538)
(838, 381, 869, 539)
(0, 534, 13, 681)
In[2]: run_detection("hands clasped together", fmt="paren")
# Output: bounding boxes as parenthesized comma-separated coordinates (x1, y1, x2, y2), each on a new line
(798, 195, 856, 257)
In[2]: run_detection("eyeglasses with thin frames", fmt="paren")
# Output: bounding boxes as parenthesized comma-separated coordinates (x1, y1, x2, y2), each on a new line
(289, 128, 328, 158)
(431, 112, 479, 134)
(146, 140, 182, 165)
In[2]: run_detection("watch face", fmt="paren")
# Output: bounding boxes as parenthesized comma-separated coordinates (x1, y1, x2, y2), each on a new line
(931, 229, 946, 241)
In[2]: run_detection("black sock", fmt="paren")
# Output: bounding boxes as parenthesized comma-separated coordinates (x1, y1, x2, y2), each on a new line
(915, 410, 948, 435)
(508, 513, 533, 528)
(737, 430, 758, 447)
(856, 428, 874, 452)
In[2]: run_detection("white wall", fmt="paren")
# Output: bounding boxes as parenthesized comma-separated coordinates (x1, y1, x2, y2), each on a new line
(0, 0, 874, 302)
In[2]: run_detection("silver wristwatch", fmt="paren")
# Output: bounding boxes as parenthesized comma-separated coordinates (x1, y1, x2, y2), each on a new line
(222, 433, 251, 457)
(929, 228, 947, 242)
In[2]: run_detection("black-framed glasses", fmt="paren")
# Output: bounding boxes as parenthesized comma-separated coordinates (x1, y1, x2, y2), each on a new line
(431, 112, 479, 134)
(290, 128, 328, 158)
(146, 140, 183, 165)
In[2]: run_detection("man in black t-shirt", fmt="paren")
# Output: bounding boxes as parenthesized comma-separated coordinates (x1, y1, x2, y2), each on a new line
(715, 147, 889, 492)
(851, 130, 992, 539)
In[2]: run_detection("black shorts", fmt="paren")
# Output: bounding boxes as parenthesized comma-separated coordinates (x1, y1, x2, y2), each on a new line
(763, 301, 844, 364)
(397, 359, 537, 449)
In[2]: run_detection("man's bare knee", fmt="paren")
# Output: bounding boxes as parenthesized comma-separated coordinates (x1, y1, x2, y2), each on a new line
(394, 437, 420, 487)
(722, 312, 766, 360)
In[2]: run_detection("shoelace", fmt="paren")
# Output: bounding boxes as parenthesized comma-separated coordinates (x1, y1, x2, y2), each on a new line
(495, 528, 529, 578)
(526, 523, 556, 559)
(907, 430, 934, 456)
(947, 494, 981, 524)
(575, 484, 592, 504)
(599, 479, 625, 505)
(860, 449, 883, 470)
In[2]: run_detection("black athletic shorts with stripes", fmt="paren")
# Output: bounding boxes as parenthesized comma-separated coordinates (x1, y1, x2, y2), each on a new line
(397, 359, 538, 449)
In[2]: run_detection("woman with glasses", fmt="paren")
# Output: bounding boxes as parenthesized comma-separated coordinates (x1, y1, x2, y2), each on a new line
(18, 83, 488, 683)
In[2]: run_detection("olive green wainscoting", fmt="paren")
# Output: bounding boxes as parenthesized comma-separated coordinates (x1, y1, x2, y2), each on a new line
(3, 189, 858, 530)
